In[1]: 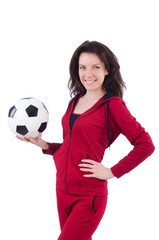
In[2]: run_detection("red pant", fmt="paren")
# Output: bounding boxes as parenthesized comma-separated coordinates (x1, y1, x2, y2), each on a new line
(56, 189, 108, 240)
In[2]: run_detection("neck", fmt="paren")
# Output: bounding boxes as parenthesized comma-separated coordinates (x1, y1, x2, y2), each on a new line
(83, 90, 106, 100)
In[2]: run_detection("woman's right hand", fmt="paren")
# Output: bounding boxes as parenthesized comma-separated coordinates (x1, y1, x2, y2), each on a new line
(16, 133, 49, 150)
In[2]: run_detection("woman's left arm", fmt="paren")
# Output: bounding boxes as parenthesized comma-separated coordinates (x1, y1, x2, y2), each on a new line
(79, 98, 155, 180)
(108, 99, 155, 178)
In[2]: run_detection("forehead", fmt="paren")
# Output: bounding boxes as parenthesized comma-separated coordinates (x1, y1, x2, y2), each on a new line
(79, 52, 103, 65)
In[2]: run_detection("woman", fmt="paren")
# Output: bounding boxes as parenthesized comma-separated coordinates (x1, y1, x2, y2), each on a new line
(18, 41, 155, 240)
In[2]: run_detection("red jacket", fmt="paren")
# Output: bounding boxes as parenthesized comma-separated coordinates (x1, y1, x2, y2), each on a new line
(43, 92, 155, 196)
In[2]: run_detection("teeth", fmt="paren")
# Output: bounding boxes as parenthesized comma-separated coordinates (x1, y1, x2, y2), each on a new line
(84, 80, 96, 84)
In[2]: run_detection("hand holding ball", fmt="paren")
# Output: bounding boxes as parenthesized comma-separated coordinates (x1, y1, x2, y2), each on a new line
(8, 97, 49, 139)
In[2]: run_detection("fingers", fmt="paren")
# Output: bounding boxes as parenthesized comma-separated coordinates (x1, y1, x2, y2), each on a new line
(79, 159, 97, 177)
(78, 163, 94, 168)
(83, 174, 95, 178)
(79, 159, 110, 180)
(16, 133, 47, 149)
(79, 167, 94, 172)
(81, 159, 96, 164)
(16, 135, 40, 144)
(16, 136, 30, 142)
(27, 136, 36, 144)
(79, 159, 98, 170)
(39, 133, 42, 138)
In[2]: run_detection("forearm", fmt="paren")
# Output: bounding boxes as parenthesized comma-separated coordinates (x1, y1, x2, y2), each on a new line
(111, 137, 155, 178)
(42, 142, 62, 155)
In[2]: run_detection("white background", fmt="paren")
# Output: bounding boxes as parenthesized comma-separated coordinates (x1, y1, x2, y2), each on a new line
(0, 0, 159, 239)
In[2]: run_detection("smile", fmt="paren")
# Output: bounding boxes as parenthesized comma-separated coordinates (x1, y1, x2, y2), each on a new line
(84, 80, 97, 85)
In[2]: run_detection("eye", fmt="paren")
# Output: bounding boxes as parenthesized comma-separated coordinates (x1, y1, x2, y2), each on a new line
(79, 66, 86, 70)
(93, 65, 100, 70)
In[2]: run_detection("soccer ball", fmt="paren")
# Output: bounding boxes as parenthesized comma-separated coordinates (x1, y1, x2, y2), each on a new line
(8, 97, 49, 138)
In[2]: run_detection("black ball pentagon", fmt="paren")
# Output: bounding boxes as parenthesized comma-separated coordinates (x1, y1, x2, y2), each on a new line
(38, 122, 47, 133)
(8, 106, 17, 118)
(16, 125, 29, 136)
(26, 105, 38, 117)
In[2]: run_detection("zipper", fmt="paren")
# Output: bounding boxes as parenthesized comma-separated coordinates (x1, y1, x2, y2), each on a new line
(65, 105, 81, 193)
(65, 111, 93, 193)
(65, 129, 73, 193)
(65, 137, 70, 193)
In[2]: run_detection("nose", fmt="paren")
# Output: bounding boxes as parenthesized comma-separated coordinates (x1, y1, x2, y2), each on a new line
(85, 68, 93, 77)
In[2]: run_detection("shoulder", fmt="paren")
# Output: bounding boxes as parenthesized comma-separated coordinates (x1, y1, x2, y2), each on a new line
(109, 97, 132, 120)
(109, 97, 126, 109)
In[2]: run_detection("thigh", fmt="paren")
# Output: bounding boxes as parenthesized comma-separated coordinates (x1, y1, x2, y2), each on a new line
(56, 189, 70, 230)
(58, 195, 107, 240)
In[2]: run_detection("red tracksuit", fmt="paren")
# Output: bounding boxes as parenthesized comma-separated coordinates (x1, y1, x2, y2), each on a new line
(43, 92, 155, 239)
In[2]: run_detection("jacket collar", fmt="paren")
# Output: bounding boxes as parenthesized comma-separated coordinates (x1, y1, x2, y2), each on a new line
(67, 92, 116, 116)
(103, 92, 116, 100)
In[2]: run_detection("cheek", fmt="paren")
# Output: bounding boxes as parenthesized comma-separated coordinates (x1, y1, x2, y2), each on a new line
(97, 72, 105, 82)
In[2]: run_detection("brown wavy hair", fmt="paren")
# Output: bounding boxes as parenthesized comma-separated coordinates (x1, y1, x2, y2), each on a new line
(68, 40, 126, 99)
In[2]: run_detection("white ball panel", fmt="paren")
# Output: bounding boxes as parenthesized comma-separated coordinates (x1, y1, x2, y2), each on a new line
(8, 118, 17, 135)
(25, 131, 39, 138)
(14, 110, 29, 124)
(38, 107, 49, 122)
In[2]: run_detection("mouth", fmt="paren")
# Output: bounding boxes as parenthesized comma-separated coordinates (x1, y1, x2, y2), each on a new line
(84, 79, 97, 85)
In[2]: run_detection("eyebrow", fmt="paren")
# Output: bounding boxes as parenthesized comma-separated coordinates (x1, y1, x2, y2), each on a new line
(79, 63, 101, 66)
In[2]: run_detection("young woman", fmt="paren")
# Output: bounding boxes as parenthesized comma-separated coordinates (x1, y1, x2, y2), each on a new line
(18, 41, 155, 240)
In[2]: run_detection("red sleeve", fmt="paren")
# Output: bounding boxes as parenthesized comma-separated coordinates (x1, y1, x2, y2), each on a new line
(42, 142, 62, 156)
(109, 98, 155, 178)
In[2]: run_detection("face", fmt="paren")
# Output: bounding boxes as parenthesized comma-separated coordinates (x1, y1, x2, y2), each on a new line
(78, 52, 108, 93)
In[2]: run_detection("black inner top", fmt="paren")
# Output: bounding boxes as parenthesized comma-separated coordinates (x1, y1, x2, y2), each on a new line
(69, 113, 81, 130)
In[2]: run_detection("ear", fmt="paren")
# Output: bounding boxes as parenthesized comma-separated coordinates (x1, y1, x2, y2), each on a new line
(105, 69, 109, 75)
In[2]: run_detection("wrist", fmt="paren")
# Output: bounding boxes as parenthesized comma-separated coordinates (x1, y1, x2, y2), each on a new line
(41, 141, 49, 150)
(108, 168, 115, 179)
